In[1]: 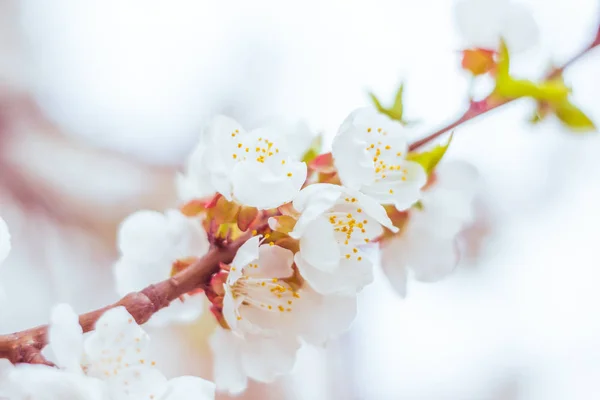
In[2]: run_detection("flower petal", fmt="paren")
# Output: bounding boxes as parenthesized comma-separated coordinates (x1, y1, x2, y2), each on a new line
(294, 287, 357, 345)
(46, 303, 83, 373)
(352, 190, 397, 232)
(294, 252, 373, 296)
(332, 129, 375, 190)
(290, 184, 343, 238)
(209, 328, 248, 395)
(2, 364, 108, 400)
(0, 217, 10, 266)
(231, 159, 307, 210)
(503, 2, 539, 53)
(248, 244, 294, 279)
(84, 307, 151, 377)
(177, 144, 215, 202)
(298, 216, 341, 272)
(240, 334, 300, 383)
(229, 236, 261, 283)
(106, 366, 168, 400)
(146, 295, 205, 327)
(380, 238, 409, 297)
(454, 0, 506, 49)
(162, 376, 215, 400)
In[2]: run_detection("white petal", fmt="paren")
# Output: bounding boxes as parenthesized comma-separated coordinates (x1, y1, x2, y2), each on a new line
(46, 303, 83, 372)
(231, 160, 307, 210)
(260, 119, 317, 161)
(353, 190, 398, 232)
(294, 288, 357, 345)
(409, 234, 459, 282)
(454, 0, 506, 49)
(84, 307, 151, 376)
(146, 295, 205, 327)
(222, 285, 245, 332)
(209, 328, 248, 395)
(117, 210, 170, 262)
(298, 216, 341, 272)
(3, 364, 108, 400)
(240, 334, 300, 383)
(106, 366, 168, 400)
(332, 129, 375, 190)
(0, 217, 10, 265)
(229, 236, 261, 283)
(162, 376, 215, 400)
(177, 144, 215, 201)
(502, 2, 539, 53)
(294, 252, 373, 296)
(434, 161, 479, 196)
(380, 238, 409, 297)
(290, 184, 343, 238)
(113, 257, 169, 297)
(249, 244, 294, 279)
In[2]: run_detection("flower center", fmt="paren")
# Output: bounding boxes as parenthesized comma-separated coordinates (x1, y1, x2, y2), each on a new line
(364, 127, 408, 184)
(232, 276, 299, 314)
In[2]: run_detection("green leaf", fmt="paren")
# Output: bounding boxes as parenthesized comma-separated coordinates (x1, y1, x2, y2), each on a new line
(369, 83, 405, 122)
(407, 134, 453, 175)
(494, 39, 570, 103)
(301, 134, 323, 163)
(554, 100, 596, 132)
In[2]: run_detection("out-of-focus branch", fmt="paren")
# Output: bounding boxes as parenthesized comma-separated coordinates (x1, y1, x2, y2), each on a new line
(0, 232, 250, 365)
(409, 30, 600, 151)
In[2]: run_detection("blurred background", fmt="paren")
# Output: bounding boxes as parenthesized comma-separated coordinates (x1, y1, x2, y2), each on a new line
(0, 0, 599, 398)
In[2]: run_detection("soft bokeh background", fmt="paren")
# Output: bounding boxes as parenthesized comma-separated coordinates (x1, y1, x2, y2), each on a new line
(0, 0, 599, 399)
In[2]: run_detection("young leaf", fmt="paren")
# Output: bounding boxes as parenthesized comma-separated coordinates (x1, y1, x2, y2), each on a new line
(494, 39, 569, 103)
(407, 134, 453, 175)
(369, 83, 405, 122)
(554, 100, 596, 132)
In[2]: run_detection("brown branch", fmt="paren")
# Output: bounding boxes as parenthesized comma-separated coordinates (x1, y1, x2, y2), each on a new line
(0, 233, 250, 365)
(409, 32, 600, 152)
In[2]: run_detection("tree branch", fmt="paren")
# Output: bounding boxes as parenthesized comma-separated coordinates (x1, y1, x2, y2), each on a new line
(409, 33, 600, 151)
(0, 233, 250, 365)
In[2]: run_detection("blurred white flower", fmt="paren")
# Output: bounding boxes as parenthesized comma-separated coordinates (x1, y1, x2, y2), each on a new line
(454, 0, 539, 53)
(177, 115, 308, 209)
(115, 209, 209, 326)
(381, 161, 479, 296)
(2, 305, 215, 400)
(222, 236, 357, 343)
(0, 216, 10, 265)
(209, 327, 299, 395)
(290, 183, 397, 295)
(332, 108, 427, 211)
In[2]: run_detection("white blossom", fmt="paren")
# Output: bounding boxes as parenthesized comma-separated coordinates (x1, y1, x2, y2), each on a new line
(115, 209, 209, 326)
(222, 236, 357, 343)
(1, 304, 215, 400)
(177, 115, 308, 209)
(332, 108, 427, 211)
(0, 216, 10, 266)
(454, 0, 539, 53)
(381, 161, 479, 296)
(290, 183, 398, 295)
(209, 327, 299, 396)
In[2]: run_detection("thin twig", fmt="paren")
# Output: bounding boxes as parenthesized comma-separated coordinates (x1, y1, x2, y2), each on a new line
(0, 232, 250, 365)
(409, 33, 600, 152)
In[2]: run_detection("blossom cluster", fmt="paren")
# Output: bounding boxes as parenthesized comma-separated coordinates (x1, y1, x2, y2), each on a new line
(111, 105, 479, 394)
(0, 0, 551, 395)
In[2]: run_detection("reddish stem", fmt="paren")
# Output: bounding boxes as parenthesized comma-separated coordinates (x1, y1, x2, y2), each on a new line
(0, 233, 250, 365)
(409, 34, 600, 152)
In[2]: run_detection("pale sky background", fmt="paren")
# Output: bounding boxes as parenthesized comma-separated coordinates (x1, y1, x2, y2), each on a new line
(2, 0, 600, 399)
